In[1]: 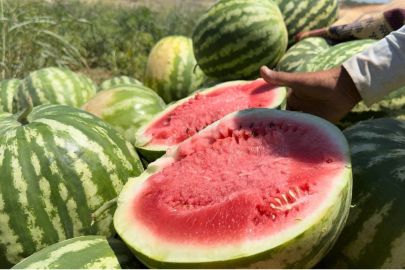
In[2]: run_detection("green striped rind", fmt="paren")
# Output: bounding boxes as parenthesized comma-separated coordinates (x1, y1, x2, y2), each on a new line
(320, 119, 405, 268)
(0, 105, 144, 268)
(81, 85, 166, 144)
(300, 39, 377, 72)
(0, 110, 11, 120)
(116, 109, 352, 268)
(192, 0, 288, 81)
(78, 74, 99, 94)
(12, 236, 141, 269)
(13, 67, 97, 113)
(144, 36, 204, 104)
(99, 76, 142, 92)
(0, 79, 22, 113)
(276, 37, 330, 73)
(135, 80, 287, 162)
(275, 0, 339, 46)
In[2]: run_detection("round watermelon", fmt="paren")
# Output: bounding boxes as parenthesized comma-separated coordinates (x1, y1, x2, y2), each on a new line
(135, 79, 287, 161)
(144, 36, 204, 104)
(115, 109, 352, 268)
(320, 118, 405, 268)
(274, 0, 339, 46)
(78, 74, 99, 94)
(81, 85, 166, 144)
(0, 103, 144, 268)
(13, 67, 97, 113)
(99, 76, 142, 92)
(12, 236, 142, 269)
(192, 0, 288, 81)
(0, 79, 22, 113)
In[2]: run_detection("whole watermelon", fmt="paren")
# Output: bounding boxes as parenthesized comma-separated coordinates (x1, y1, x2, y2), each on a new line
(144, 36, 204, 103)
(320, 118, 405, 268)
(78, 74, 98, 94)
(12, 236, 142, 269)
(0, 102, 144, 268)
(0, 79, 22, 113)
(0, 109, 11, 120)
(192, 0, 288, 81)
(13, 67, 97, 112)
(99, 76, 143, 92)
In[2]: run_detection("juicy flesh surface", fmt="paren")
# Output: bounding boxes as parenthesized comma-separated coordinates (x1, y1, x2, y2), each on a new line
(144, 80, 280, 146)
(133, 117, 346, 247)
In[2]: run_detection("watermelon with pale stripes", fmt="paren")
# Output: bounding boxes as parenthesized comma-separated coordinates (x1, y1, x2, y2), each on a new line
(320, 119, 405, 268)
(0, 79, 22, 113)
(78, 74, 99, 94)
(12, 236, 141, 269)
(81, 85, 166, 144)
(0, 109, 11, 120)
(99, 76, 142, 92)
(275, 0, 339, 46)
(192, 0, 288, 81)
(13, 67, 97, 113)
(276, 37, 330, 73)
(144, 36, 204, 104)
(0, 104, 144, 268)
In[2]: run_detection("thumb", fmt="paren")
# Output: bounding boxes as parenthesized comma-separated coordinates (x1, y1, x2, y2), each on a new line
(260, 66, 305, 90)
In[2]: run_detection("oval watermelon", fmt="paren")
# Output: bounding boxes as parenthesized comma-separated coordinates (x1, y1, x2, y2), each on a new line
(320, 118, 405, 268)
(144, 36, 204, 104)
(78, 74, 99, 94)
(135, 79, 287, 161)
(12, 236, 142, 269)
(81, 85, 166, 144)
(0, 103, 144, 268)
(0, 79, 22, 113)
(192, 0, 288, 81)
(115, 109, 352, 268)
(99, 76, 142, 92)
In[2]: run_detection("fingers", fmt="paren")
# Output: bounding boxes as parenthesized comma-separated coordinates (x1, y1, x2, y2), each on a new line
(260, 66, 306, 90)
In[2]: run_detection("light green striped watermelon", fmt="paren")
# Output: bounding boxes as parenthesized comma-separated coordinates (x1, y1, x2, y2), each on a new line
(0, 79, 22, 113)
(0, 109, 11, 120)
(12, 236, 142, 269)
(144, 36, 204, 104)
(319, 118, 405, 268)
(99, 76, 142, 92)
(274, 0, 339, 46)
(115, 109, 352, 268)
(192, 0, 288, 81)
(135, 79, 287, 162)
(0, 103, 144, 268)
(276, 37, 330, 73)
(78, 74, 99, 94)
(13, 67, 97, 113)
(81, 85, 166, 144)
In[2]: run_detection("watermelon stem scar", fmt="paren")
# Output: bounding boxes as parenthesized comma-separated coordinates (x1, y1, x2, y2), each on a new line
(17, 97, 33, 125)
(91, 197, 118, 226)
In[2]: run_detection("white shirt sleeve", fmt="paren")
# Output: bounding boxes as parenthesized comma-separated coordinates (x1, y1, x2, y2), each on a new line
(343, 25, 405, 107)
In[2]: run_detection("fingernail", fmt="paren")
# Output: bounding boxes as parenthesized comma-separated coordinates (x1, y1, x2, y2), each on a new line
(261, 66, 271, 74)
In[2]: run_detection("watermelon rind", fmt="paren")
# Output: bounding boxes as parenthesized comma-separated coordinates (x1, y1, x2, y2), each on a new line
(12, 236, 141, 269)
(134, 80, 287, 162)
(0, 104, 144, 268)
(0, 109, 11, 120)
(320, 118, 405, 268)
(0, 79, 22, 113)
(78, 74, 99, 94)
(115, 109, 352, 268)
(99, 76, 143, 92)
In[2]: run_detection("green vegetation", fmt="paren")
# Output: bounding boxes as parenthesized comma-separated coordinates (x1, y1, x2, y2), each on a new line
(0, 0, 208, 83)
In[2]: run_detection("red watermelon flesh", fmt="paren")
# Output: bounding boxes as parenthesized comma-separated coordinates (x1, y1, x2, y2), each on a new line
(132, 114, 346, 246)
(143, 79, 285, 147)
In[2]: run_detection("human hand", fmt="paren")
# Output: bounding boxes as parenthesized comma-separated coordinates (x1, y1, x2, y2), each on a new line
(260, 66, 362, 123)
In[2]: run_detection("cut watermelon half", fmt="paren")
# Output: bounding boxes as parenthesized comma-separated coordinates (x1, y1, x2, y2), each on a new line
(115, 109, 352, 268)
(134, 79, 286, 161)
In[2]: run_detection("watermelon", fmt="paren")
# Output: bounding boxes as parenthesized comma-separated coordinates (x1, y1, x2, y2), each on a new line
(0, 102, 144, 268)
(135, 79, 287, 161)
(114, 109, 352, 268)
(275, 37, 330, 73)
(13, 67, 97, 113)
(192, 0, 288, 81)
(12, 236, 141, 269)
(81, 85, 166, 144)
(78, 74, 99, 94)
(274, 0, 339, 46)
(320, 118, 405, 268)
(0, 79, 22, 113)
(144, 36, 204, 104)
(99, 76, 142, 92)
(0, 110, 11, 120)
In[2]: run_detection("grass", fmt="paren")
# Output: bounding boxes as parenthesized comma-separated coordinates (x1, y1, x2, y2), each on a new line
(0, 0, 208, 83)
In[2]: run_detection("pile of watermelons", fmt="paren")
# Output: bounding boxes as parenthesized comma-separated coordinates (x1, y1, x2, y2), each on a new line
(1, 0, 405, 269)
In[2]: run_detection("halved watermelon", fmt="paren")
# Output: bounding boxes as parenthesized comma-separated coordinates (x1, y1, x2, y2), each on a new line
(135, 79, 287, 161)
(115, 109, 352, 268)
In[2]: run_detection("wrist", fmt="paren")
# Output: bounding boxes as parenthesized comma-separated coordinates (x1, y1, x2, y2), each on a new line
(338, 66, 362, 105)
